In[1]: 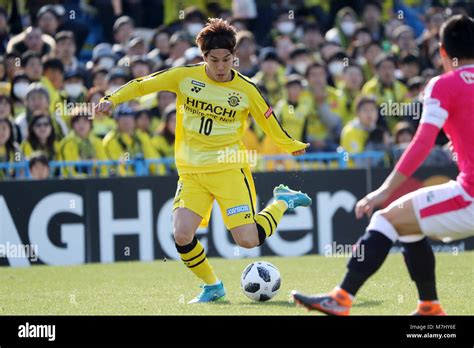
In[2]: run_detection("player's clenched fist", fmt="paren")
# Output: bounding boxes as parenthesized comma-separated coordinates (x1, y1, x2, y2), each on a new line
(355, 188, 390, 219)
(94, 100, 113, 115)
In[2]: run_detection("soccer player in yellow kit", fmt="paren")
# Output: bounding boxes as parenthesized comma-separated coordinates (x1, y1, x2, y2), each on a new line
(96, 18, 312, 303)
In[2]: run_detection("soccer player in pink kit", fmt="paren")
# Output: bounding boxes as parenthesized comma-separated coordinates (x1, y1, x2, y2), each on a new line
(292, 15, 474, 315)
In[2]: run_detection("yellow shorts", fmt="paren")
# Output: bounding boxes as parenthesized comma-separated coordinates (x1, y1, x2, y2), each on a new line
(173, 167, 257, 230)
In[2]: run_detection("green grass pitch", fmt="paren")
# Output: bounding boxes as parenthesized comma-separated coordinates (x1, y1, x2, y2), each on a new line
(1, 252, 472, 315)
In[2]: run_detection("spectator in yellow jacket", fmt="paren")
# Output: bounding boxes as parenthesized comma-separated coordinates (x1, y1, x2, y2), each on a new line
(151, 104, 175, 159)
(152, 104, 176, 173)
(41, 57, 64, 119)
(260, 75, 309, 171)
(60, 113, 108, 177)
(338, 63, 365, 125)
(362, 54, 409, 130)
(252, 47, 286, 107)
(103, 103, 163, 176)
(262, 75, 312, 149)
(87, 87, 116, 139)
(135, 109, 154, 138)
(340, 96, 378, 166)
(303, 62, 343, 151)
(21, 114, 60, 161)
(15, 83, 68, 142)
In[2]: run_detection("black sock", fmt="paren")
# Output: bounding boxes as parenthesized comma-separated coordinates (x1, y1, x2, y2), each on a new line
(402, 237, 438, 301)
(340, 230, 394, 296)
(256, 224, 267, 246)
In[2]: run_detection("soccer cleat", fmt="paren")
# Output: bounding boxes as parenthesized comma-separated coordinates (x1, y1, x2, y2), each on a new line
(411, 301, 446, 316)
(188, 281, 226, 304)
(273, 184, 312, 210)
(291, 287, 353, 316)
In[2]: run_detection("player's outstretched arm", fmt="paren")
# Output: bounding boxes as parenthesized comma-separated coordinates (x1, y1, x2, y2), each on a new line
(356, 73, 449, 219)
(95, 68, 179, 115)
(248, 83, 309, 155)
(355, 122, 441, 219)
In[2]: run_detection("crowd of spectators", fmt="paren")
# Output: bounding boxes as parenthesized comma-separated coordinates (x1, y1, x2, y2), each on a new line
(0, 0, 468, 179)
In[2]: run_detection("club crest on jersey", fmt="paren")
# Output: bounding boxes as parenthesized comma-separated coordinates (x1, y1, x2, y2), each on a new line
(228, 92, 242, 107)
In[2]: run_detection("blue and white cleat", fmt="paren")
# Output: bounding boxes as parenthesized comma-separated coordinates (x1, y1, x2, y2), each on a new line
(273, 184, 312, 211)
(188, 281, 226, 304)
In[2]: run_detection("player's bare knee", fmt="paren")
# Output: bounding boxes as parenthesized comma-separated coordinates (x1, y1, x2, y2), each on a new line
(236, 237, 258, 249)
(379, 209, 411, 236)
(231, 225, 259, 248)
(173, 225, 195, 246)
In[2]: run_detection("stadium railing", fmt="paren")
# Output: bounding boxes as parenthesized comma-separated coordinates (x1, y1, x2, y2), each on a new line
(0, 151, 386, 179)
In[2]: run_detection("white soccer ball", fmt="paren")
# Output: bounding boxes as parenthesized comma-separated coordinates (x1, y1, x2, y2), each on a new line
(241, 261, 281, 301)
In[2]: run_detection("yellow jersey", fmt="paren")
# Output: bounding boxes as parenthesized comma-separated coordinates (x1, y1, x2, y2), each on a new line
(302, 86, 344, 140)
(151, 134, 174, 158)
(21, 139, 61, 161)
(59, 132, 108, 177)
(103, 129, 163, 176)
(102, 64, 306, 174)
(340, 119, 370, 154)
(273, 94, 313, 142)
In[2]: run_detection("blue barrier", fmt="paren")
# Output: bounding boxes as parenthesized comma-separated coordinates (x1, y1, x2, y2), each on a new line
(0, 151, 386, 179)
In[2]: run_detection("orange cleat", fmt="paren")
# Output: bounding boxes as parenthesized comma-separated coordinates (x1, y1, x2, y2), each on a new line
(291, 287, 353, 316)
(411, 301, 446, 316)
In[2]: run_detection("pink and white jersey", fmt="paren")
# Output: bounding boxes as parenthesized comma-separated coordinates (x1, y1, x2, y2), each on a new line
(421, 64, 474, 197)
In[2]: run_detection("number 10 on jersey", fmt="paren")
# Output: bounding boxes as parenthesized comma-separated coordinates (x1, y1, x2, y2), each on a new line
(199, 116, 213, 135)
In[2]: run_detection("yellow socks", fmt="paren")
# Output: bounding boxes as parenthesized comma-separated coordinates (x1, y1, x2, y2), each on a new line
(176, 237, 218, 285)
(254, 200, 287, 244)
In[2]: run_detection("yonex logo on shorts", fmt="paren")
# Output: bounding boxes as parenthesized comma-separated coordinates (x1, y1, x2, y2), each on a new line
(226, 205, 250, 216)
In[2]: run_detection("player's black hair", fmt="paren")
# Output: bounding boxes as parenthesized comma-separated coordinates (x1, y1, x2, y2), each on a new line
(440, 15, 474, 59)
(305, 61, 326, 78)
(355, 95, 377, 112)
(196, 18, 236, 55)
(28, 152, 49, 170)
(42, 58, 64, 74)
